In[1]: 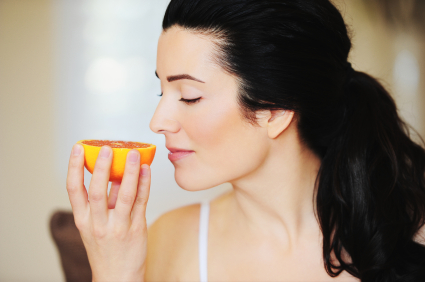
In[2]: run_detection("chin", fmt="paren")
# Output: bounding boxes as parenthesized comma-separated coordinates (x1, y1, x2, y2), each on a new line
(174, 167, 220, 192)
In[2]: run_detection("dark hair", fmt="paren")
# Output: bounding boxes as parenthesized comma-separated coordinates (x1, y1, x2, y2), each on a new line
(162, 0, 425, 280)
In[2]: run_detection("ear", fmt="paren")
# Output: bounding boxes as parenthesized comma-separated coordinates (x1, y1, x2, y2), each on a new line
(258, 109, 295, 139)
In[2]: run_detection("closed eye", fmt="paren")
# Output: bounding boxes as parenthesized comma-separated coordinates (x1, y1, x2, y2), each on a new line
(179, 97, 201, 104)
(157, 93, 201, 104)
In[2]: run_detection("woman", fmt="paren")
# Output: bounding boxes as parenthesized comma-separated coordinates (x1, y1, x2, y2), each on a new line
(66, 0, 425, 281)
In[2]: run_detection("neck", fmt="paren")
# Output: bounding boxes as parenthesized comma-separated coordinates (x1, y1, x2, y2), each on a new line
(228, 122, 322, 249)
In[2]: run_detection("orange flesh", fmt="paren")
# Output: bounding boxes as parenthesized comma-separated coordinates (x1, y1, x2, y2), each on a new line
(81, 140, 152, 148)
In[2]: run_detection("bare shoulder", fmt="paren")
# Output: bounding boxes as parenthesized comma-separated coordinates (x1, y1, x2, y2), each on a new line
(145, 203, 201, 281)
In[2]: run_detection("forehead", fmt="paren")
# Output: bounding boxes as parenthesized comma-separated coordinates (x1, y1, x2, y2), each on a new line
(156, 26, 220, 77)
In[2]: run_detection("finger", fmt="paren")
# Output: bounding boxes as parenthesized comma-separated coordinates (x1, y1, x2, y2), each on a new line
(66, 144, 88, 220)
(88, 145, 112, 226)
(114, 150, 141, 226)
(131, 164, 151, 226)
(108, 181, 121, 209)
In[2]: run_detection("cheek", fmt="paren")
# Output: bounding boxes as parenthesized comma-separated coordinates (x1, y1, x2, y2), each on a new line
(189, 100, 239, 153)
(175, 100, 269, 190)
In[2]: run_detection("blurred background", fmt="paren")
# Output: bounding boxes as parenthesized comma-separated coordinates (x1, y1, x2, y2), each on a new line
(0, 0, 423, 281)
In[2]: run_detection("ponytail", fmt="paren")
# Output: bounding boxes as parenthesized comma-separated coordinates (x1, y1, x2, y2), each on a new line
(317, 69, 425, 280)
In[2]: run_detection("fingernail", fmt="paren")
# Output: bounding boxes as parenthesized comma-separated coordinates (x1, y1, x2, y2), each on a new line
(141, 164, 149, 176)
(128, 150, 140, 164)
(72, 144, 81, 156)
(99, 146, 111, 158)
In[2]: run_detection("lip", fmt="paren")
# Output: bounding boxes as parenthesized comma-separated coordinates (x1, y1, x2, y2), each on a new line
(166, 147, 195, 162)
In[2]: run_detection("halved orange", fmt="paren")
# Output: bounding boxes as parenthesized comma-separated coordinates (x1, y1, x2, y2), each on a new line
(77, 140, 156, 182)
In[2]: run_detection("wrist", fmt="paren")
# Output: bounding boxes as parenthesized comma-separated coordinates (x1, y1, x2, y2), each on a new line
(92, 268, 145, 282)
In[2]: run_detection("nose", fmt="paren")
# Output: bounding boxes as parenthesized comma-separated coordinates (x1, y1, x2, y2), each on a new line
(149, 98, 180, 134)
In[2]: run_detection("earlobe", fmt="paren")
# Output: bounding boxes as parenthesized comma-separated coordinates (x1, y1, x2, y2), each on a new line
(268, 110, 294, 139)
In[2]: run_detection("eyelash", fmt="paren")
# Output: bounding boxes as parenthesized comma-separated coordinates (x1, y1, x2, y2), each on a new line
(157, 93, 201, 104)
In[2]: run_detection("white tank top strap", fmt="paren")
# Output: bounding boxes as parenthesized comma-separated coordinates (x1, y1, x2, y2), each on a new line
(199, 199, 210, 282)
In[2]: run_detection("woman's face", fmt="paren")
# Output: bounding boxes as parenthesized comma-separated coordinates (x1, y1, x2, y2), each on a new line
(150, 26, 270, 191)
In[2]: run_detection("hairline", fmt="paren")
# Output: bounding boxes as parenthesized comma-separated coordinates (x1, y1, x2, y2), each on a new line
(163, 24, 259, 125)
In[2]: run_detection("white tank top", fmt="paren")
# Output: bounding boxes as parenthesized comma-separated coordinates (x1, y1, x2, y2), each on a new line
(199, 200, 210, 282)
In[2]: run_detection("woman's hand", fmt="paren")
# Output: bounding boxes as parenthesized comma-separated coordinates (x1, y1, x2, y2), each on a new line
(66, 144, 150, 282)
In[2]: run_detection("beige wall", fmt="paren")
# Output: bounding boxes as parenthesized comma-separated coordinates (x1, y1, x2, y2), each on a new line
(0, 1, 423, 281)
(336, 0, 425, 139)
(0, 0, 70, 281)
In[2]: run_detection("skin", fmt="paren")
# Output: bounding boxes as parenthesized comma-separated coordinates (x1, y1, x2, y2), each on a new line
(66, 26, 424, 281)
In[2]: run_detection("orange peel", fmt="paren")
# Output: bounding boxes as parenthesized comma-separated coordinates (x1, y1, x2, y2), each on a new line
(77, 139, 156, 182)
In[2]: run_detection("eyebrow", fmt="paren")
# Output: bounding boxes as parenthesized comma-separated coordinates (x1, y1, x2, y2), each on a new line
(155, 71, 205, 83)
